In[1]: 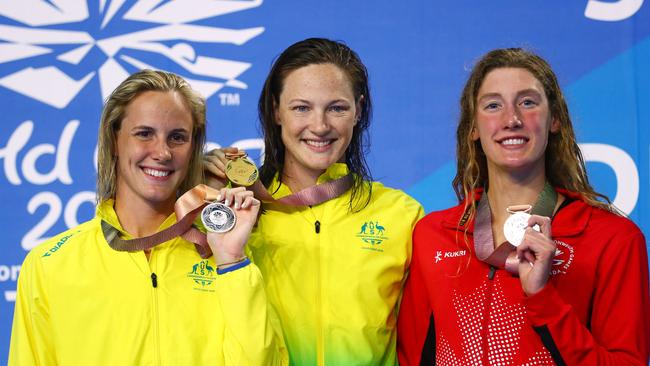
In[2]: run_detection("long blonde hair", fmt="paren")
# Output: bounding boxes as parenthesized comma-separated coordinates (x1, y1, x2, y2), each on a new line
(96, 69, 206, 202)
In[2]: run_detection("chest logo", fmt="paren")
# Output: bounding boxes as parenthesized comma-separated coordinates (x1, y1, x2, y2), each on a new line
(356, 220, 389, 251)
(550, 240, 574, 276)
(435, 250, 467, 263)
(187, 260, 216, 290)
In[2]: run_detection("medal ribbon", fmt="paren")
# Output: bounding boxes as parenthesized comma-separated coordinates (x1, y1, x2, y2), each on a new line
(249, 174, 353, 207)
(102, 184, 220, 258)
(473, 182, 557, 275)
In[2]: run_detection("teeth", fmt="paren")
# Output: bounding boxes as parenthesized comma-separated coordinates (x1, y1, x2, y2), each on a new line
(501, 138, 525, 145)
(143, 168, 170, 177)
(305, 140, 332, 147)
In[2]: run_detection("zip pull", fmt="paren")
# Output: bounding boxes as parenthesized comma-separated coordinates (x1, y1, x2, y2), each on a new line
(315, 220, 321, 234)
(151, 273, 158, 288)
(488, 266, 496, 280)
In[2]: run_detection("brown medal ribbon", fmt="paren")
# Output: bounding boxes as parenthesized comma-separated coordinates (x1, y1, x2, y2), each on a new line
(473, 182, 557, 275)
(102, 184, 220, 258)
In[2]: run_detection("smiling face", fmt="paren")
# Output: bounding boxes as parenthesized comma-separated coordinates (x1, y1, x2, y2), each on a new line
(275, 63, 360, 182)
(472, 67, 559, 178)
(114, 90, 194, 211)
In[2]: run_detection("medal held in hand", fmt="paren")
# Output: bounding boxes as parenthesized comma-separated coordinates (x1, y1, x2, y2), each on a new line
(201, 202, 236, 233)
(225, 152, 259, 187)
(503, 209, 537, 247)
(502, 183, 556, 246)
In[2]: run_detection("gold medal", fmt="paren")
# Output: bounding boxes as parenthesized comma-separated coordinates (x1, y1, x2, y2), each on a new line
(225, 157, 259, 186)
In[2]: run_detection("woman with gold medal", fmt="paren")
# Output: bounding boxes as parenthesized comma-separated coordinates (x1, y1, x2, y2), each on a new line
(397, 48, 650, 365)
(204, 38, 424, 365)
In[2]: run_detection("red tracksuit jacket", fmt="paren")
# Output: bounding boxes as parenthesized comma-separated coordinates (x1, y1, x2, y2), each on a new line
(398, 189, 650, 365)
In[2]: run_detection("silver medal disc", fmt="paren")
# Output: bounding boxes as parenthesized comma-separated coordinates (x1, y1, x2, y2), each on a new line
(201, 202, 236, 233)
(503, 212, 531, 247)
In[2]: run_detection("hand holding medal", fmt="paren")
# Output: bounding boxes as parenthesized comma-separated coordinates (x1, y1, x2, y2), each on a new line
(203, 186, 260, 266)
(512, 212, 556, 296)
(203, 147, 242, 190)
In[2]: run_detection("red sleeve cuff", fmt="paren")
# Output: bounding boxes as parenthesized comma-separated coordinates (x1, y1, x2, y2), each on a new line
(523, 283, 571, 326)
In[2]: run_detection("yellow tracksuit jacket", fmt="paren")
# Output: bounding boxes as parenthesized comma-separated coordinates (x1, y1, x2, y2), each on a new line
(9, 199, 288, 366)
(249, 163, 424, 365)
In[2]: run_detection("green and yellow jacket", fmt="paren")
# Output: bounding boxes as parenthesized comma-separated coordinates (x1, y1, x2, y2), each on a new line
(249, 163, 424, 365)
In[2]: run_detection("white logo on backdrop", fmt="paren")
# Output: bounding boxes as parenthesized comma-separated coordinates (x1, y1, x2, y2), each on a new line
(0, 0, 264, 108)
(585, 0, 644, 21)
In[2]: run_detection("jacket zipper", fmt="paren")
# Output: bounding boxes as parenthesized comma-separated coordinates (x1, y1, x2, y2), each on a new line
(151, 269, 161, 366)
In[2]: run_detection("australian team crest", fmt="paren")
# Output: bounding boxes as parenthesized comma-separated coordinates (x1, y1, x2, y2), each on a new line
(187, 260, 216, 290)
(356, 220, 388, 248)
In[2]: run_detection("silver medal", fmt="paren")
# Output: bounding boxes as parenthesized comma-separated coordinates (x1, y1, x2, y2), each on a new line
(201, 202, 236, 233)
(503, 211, 538, 246)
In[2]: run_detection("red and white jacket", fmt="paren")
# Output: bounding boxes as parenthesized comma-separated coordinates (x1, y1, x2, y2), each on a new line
(398, 189, 650, 365)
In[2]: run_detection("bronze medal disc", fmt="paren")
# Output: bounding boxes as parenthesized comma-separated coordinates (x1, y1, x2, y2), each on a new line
(225, 158, 259, 186)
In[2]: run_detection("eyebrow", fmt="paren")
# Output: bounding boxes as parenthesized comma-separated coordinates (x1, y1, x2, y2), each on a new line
(130, 125, 190, 133)
(478, 88, 543, 101)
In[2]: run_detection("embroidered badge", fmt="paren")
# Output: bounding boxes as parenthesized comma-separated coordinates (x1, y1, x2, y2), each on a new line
(356, 221, 388, 252)
(187, 260, 216, 291)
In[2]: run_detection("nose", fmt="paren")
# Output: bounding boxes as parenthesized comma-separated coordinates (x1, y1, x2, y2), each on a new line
(310, 111, 330, 135)
(154, 141, 172, 161)
(505, 107, 523, 129)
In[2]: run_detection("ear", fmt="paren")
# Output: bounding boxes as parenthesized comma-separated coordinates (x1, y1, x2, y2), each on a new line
(354, 95, 365, 125)
(470, 124, 479, 141)
(550, 117, 560, 133)
(274, 101, 282, 126)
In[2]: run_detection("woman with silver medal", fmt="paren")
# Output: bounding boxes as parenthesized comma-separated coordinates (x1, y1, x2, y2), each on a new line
(9, 70, 288, 365)
(397, 49, 650, 365)
(204, 38, 424, 365)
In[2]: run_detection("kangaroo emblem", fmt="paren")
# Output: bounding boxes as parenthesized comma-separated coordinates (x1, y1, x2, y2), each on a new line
(359, 222, 368, 234)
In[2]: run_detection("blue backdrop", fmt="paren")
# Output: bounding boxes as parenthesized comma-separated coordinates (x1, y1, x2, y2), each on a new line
(1, 0, 649, 362)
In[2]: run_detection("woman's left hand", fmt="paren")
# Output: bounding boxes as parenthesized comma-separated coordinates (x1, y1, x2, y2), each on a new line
(516, 214, 556, 296)
(206, 187, 260, 266)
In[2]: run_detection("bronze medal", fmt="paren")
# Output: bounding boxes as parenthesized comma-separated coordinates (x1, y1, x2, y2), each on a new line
(226, 157, 259, 186)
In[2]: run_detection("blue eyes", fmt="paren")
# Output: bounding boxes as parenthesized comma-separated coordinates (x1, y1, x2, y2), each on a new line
(329, 105, 348, 113)
(291, 105, 349, 113)
(521, 99, 537, 107)
(133, 130, 188, 144)
(483, 99, 538, 111)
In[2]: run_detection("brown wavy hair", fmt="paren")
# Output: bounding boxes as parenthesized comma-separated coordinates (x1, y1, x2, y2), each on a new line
(258, 38, 373, 212)
(454, 48, 615, 228)
(96, 69, 206, 203)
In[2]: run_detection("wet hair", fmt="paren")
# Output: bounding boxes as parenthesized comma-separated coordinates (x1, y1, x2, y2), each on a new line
(454, 48, 614, 222)
(258, 37, 373, 211)
(96, 69, 206, 203)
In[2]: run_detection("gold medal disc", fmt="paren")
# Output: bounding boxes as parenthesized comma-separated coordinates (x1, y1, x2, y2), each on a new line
(226, 158, 259, 186)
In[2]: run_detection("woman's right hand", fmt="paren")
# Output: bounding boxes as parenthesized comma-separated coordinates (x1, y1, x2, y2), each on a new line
(206, 187, 260, 266)
(203, 147, 240, 189)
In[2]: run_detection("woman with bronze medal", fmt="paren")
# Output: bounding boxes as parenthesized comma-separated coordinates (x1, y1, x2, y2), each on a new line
(204, 38, 424, 365)
(397, 48, 650, 365)
(9, 70, 288, 365)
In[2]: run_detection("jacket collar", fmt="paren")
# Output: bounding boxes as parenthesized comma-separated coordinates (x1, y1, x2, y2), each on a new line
(96, 199, 178, 240)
